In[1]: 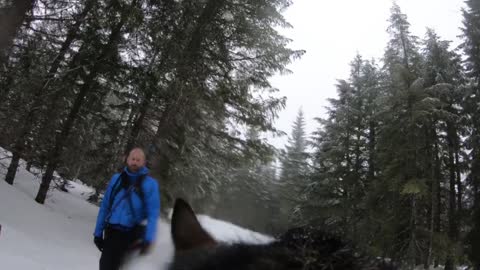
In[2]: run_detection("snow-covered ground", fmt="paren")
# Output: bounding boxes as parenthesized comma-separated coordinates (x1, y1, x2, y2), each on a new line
(0, 148, 273, 270)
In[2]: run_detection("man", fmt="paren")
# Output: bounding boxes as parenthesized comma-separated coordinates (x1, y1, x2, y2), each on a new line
(93, 147, 160, 270)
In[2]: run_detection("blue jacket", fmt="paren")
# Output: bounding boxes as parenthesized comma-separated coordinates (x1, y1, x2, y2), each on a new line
(94, 166, 160, 243)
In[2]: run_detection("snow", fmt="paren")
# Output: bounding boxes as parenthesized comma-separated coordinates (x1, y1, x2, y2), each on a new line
(0, 147, 273, 270)
(64, 179, 96, 201)
(197, 215, 273, 244)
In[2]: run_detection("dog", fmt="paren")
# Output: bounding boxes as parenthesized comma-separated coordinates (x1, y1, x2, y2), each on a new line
(168, 198, 395, 270)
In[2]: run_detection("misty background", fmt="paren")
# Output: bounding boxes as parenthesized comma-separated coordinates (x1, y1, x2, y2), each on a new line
(1, 0, 480, 269)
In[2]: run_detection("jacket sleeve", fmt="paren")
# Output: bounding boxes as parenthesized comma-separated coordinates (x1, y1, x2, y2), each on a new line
(143, 178, 160, 243)
(93, 173, 120, 238)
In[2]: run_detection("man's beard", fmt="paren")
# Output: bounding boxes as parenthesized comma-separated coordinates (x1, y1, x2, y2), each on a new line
(128, 164, 140, 172)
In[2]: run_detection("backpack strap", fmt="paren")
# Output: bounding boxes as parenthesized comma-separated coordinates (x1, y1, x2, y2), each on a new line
(107, 172, 125, 214)
(134, 174, 146, 202)
(104, 172, 132, 225)
(107, 171, 148, 221)
(127, 174, 147, 220)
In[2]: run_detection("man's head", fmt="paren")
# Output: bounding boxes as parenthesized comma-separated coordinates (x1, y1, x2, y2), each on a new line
(126, 147, 146, 173)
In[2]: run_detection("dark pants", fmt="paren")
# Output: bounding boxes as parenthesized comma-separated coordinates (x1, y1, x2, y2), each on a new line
(99, 227, 139, 270)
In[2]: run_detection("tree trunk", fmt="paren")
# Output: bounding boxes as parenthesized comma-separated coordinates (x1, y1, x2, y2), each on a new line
(368, 120, 376, 181)
(469, 146, 480, 270)
(34, 0, 135, 204)
(0, 69, 14, 110)
(35, 163, 55, 203)
(0, 0, 35, 63)
(455, 149, 462, 214)
(444, 124, 457, 270)
(125, 85, 153, 153)
(425, 127, 437, 269)
(151, 0, 225, 206)
(4, 152, 20, 185)
(408, 195, 417, 270)
(120, 106, 138, 155)
(2, 0, 94, 185)
(434, 137, 442, 268)
(454, 141, 464, 265)
(35, 69, 94, 203)
(31, 44, 86, 151)
(26, 161, 32, 172)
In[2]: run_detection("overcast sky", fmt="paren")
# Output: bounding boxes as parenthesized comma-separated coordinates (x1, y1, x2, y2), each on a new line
(268, 0, 466, 149)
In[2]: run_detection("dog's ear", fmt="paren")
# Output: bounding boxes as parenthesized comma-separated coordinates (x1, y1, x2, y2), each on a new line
(171, 198, 217, 251)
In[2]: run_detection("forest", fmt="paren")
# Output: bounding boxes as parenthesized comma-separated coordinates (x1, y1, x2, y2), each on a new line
(1, 0, 480, 269)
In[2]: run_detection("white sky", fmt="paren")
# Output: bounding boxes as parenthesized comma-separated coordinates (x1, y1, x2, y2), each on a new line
(269, 0, 466, 149)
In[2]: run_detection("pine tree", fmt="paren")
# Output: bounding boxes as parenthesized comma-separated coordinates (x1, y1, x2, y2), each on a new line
(147, 0, 302, 207)
(421, 28, 465, 269)
(279, 108, 309, 226)
(281, 109, 308, 185)
(377, 5, 430, 267)
(304, 56, 382, 248)
(4, 0, 96, 185)
(384, 3, 423, 86)
(0, 0, 302, 209)
(35, 0, 143, 204)
(461, 1, 480, 268)
(212, 126, 279, 234)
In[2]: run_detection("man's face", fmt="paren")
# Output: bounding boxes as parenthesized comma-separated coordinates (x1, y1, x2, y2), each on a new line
(126, 149, 146, 173)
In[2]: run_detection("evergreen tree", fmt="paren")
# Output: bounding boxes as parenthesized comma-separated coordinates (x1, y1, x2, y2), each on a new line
(279, 108, 309, 227)
(461, 1, 480, 268)
(304, 56, 382, 248)
(377, 5, 431, 267)
(148, 0, 303, 207)
(212, 127, 280, 234)
(0, 0, 302, 209)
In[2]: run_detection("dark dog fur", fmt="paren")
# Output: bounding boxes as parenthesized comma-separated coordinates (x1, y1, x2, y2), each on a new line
(169, 198, 394, 270)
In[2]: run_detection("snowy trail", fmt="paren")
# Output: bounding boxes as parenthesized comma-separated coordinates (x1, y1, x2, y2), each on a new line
(0, 148, 272, 270)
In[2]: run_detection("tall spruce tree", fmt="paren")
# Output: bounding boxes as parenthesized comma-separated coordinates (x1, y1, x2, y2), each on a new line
(304, 56, 382, 249)
(377, 5, 431, 268)
(278, 109, 309, 225)
(421, 28, 465, 269)
(461, 1, 480, 268)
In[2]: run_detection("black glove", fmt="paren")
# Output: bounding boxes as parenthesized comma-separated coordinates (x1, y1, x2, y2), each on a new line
(94, 236, 104, 252)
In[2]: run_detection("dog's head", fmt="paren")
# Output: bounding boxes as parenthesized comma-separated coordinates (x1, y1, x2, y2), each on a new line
(169, 198, 301, 270)
(168, 199, 395, 270)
